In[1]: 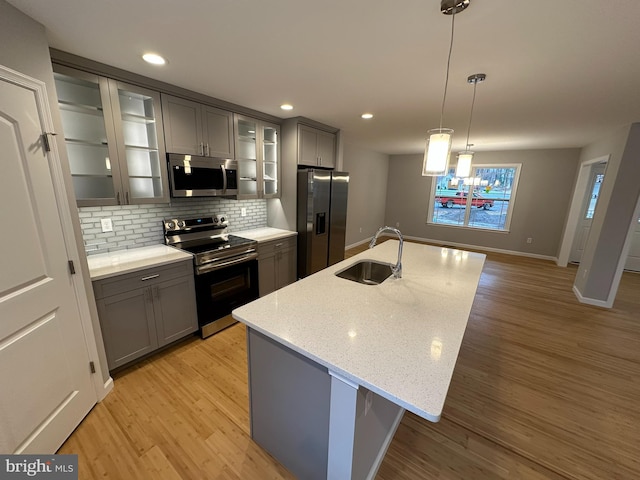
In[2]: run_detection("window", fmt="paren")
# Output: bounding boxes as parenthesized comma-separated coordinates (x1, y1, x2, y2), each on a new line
(585, 172, 604, 219)
(428, 164, 521, 231)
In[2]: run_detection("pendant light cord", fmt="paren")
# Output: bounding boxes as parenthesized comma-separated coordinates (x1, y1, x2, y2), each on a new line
(439, 11, 456, 130)
(465, 79, 478, 151)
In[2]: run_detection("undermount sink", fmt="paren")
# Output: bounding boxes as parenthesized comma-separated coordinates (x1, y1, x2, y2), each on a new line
(335, 260, 394, 285)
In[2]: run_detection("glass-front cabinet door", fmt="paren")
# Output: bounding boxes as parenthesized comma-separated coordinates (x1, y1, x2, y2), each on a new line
(235, 116, 259, 199)
(54, 68, 121, 205)
(234, 115, 280, 199)
(53, 66, 168, 206)
(110, 81, 168, 204)
(262, 122, 280, 198)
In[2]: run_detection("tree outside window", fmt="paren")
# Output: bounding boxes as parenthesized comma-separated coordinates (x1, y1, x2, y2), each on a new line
(428, 164, 521, 231)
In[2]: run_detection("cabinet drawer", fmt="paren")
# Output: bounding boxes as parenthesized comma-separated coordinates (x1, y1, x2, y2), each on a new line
(257, 236, 297, 258)
(93, 260, 194, 299)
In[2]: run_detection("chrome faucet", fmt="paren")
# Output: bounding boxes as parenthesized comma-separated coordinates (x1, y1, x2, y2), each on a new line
(369, 226, 404, 279)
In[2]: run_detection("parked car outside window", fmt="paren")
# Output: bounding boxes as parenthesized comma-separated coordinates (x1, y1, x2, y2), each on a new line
(434, 191, 494, 209)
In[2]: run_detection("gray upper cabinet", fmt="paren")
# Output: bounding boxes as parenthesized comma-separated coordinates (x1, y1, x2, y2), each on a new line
(298, 124, 336, 168)
(161, 94, 234, 158)
(54, 65, 169, 206)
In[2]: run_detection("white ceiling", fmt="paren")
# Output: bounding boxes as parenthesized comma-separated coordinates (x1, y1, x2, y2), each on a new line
(8, 0, 640, 155)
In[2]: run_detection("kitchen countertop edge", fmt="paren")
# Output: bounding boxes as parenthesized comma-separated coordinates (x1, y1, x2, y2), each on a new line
(234, 227, 297, 243)
(87, 245, 194, 281)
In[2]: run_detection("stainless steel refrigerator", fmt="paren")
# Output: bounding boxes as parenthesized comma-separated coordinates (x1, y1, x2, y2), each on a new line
(297, 169, 349, 278)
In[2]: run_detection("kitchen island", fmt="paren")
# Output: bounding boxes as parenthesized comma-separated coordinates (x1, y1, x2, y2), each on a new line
(232, 240, 485, 479)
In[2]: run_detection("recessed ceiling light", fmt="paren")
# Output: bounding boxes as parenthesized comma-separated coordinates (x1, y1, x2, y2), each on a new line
(361, 113, 374, 119)
(142, 53, 166, 65)
(280, 104, 294, 111)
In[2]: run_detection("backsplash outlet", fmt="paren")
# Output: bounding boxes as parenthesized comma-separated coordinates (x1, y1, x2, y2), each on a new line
(79, 198, 267, 254)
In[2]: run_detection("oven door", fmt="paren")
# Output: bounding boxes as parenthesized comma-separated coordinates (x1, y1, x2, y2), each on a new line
(194, 255, 258, 337)
(168, 154, 238, 197)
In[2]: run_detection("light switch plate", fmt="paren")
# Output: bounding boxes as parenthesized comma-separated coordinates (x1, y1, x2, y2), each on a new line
(241, 207, 247, 217)
(101, 218, 113, 232)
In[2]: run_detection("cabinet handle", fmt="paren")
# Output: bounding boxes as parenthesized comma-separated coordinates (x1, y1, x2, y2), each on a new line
(199, 142, 203, 155)
(141, 274, 160, 281)
(275, 243, 283, 248)
(116, 191, 121, 205)
(125, 191, 130, 204)
(205, 143, 210, 156)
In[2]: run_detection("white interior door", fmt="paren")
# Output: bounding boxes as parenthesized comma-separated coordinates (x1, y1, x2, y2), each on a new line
(569, 164, 606, 263)
(624, 216, 640, 272)
(0, 69, 96, 453)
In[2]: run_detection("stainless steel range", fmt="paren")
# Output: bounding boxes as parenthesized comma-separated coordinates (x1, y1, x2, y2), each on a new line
(163, 215, 258, 338)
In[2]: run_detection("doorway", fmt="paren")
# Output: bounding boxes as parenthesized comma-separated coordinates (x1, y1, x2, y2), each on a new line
(569, 163, 606, 263)
(624, 215, 640, 272)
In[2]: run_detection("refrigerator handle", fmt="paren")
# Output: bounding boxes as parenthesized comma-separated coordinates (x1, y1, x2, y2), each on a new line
(316, 212, 326, 235)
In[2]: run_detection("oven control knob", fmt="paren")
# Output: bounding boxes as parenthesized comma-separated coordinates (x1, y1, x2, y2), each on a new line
(219, 216, 226, 223)
(213, 216, 219, 223)
(166, 221, 175, 230)
(177, 221, 185, 228)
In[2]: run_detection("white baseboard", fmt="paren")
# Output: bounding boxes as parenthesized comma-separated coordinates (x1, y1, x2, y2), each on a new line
(572, 285, 612, 308)
(346, 234, 558, 262)
(345, 237, 373, 250)
(98, 376, 114, 402)
(399, 234, 558, 262)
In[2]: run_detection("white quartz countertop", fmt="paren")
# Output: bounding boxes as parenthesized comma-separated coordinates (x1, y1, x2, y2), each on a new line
(233, 240, 486, 422)
(87, 245, 193, 281)
(234, 227, 297, 242)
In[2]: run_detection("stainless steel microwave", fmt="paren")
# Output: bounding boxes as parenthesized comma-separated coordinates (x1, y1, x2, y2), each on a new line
(168, 154, 238, 197)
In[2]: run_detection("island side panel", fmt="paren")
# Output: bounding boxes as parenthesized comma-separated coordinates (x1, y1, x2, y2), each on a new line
(247, 327, 331, 480)
(351, 388, 405, 480)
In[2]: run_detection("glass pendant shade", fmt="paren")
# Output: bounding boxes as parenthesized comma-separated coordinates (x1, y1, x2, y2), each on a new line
(422, 128, 453, 176)
(456, 152, 473, 178)
(463, 176, 481, 186)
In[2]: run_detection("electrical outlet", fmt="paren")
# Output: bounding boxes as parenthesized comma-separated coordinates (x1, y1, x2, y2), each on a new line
(526, 237, 533, 244)
(100, 218, 113, 233)
(241, 207, 247, 217)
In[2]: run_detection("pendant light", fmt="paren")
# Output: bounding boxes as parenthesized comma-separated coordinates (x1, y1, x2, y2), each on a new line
(422, 0, 472, 176)
(456, 73, 486, 178)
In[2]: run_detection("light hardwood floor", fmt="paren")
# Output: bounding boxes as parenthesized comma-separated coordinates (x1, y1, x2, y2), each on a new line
(60, 242, 640, 479)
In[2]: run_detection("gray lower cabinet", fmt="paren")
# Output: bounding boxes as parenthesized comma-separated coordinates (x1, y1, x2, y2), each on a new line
(93, 260, 198, 370)
(258, 236, 297, 297)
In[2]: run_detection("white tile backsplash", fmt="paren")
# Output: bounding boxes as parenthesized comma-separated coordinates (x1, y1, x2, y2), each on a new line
(80, 197, 267, 254)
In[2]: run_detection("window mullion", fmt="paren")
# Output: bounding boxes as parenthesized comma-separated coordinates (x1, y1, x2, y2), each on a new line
(463, 178, 473, 226)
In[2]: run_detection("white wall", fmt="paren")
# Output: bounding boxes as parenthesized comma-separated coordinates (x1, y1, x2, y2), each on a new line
(384, 149, 580, 258)
(342, 144, 389, 247)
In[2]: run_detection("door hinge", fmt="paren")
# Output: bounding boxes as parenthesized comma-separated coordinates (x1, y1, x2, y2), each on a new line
(41, 132, 57, 152)
(89, 361, 96, 374)
(68, 260, 76, 275)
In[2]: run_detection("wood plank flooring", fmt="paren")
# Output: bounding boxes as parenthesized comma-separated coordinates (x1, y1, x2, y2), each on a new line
(59, 242, 640, 479)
